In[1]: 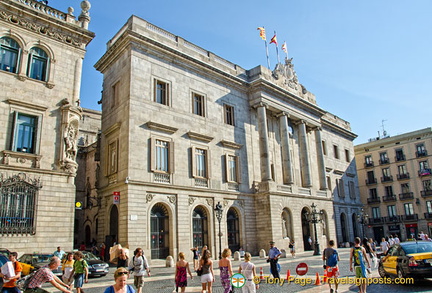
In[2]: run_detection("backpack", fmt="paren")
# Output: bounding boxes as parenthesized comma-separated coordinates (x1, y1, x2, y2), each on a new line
(16, 268, 40, 291)
(326, 249, 338, 267)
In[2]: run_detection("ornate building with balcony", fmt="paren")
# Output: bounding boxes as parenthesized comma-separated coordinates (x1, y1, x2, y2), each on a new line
(94, 15, 361, 259)
(354, 128, 432, 241)
(0, 0, 94, 251)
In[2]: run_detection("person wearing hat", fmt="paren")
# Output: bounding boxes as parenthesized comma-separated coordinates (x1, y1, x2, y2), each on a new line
(267, 241, 281, 279)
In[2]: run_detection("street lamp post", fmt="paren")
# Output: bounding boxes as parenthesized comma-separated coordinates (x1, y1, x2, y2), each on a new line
(307, 202, 323, 256)
(214, 201, 223, 259)
(357, 208, 369, 239)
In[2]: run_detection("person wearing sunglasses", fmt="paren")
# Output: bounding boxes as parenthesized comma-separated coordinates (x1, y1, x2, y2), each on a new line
(103, 268, 135, 293)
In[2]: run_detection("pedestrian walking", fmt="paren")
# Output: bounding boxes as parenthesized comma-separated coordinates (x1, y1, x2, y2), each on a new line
(238, 252, 258, 293)
(198, 250, 214, 293)
(100, 243, 106, 261)
(128, 248, 150, 293)
(380, 237, 389, 255)
(350, 237, 371, 293)
(53, 246, 66, 260)
(69, 251, 88, 293)
(267, 241, 281, 279)
(117, 249, 129, 269)
(190, 246, 199, 271)
(62, 253, 75, 287)
(218, 248, 233, 293)
(175, 252, 193, 293)
(323, 240, 340, 293)
(103, 267, 135, 293)
(25, 256, 72, 293)
(0, 251, 22, 293)
(289, 239, 296, 258)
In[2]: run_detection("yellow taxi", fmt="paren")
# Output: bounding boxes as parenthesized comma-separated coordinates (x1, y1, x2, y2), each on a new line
(378, 240, 432, 279)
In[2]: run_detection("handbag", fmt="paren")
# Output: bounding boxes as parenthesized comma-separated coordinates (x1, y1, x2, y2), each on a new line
(196, 268, 203, 276)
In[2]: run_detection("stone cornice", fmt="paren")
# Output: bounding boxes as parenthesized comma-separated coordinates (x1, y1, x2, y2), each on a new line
(146, 121, 178, 134)
(220, 140, 243, 149)
(103, 122, 121, 137)
(187, 131, 213, 143)
(7, 98, 48, 112)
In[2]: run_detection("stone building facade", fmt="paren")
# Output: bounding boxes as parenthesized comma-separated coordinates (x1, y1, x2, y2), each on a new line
(0, 0, 94, 252)
(354, 128, 432, 241)
(94, 15, 360, 259)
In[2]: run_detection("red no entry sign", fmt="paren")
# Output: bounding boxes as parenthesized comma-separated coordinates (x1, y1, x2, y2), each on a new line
(296, 262, 308, 276)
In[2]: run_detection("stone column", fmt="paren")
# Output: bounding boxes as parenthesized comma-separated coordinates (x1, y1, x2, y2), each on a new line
(257, 103, 272, 181)
(73, 57, 83, 105)
(298, 120, 312, 187)
(315, 127, 327, 190)
(279, 113, 293, 184)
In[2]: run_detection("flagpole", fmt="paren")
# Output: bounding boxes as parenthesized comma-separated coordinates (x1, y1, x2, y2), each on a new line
(265, 40, 270, 69)
(274, 31, 280, 64)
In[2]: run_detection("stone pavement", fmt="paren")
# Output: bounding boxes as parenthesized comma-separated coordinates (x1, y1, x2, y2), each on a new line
(43, 247, 384, 292)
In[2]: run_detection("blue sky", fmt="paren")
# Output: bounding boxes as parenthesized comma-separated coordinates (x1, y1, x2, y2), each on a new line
(65, 0, 432, 144)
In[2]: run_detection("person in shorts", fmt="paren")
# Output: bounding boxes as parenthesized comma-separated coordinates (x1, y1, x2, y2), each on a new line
(69, 251, 88, 293)
(323, 240, 340, 293)
(128, 248, 150, 293)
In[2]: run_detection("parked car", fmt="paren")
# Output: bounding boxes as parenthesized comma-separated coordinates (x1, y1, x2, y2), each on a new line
(378, 240, 432, 279)
(0, 254, 8, 290)
(62, 251, 109, 277)
(18, 253, 62, 276)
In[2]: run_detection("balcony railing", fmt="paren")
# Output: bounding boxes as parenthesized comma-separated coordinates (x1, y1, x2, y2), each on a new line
(397, 173, 410, 180)
(364, 161, 374, 168)
(418, 168, 432, 177)
(369, 217, 383, 224)
(399, 192, 414, 200)
(383, 195, 397, 202)
(381, 175, 393, 183)
(416, 150, 428, 158)
(395, 155, 406, 162)
(421, 190, 432, 198)
(402, 214, 418, 221)
(384, 215, 400, 223)
(424, 213, 432, 219)
(366, 178, 377, 185)
(379, 158, 390, 165)
(367, 197, 381, 204)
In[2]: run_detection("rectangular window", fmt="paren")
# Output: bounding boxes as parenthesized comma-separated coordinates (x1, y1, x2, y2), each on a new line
(155, 139, 169, 172)
(365, 155, 373, 166)
(150, 138, 174, 175)
(192, 93, 205, 117)
(395, 148, 405, 161)
(419, 160, 430, 171)
(225, 154, 240, 183)
(336, 178, 345, 197)
(111, 81, 120, 109)
(154, 79, 169, 105)
(369, 188, 377, 198)
(333, 145, 339, 159)
(195, 148, 207, 178)
(379, 152, 389, 164)
(382, 168, 391, 177)
(423, 180, 432, 191)
(401, 183, 410, 193)
(366, 171, 375, 183)
(416, 143, 427, 157)
(387, 205, 396, 217)
(326, 176, 331, 190)
(372, 207, 380, 219)
(348, 181, 355, 198)
(427, 201, 432, 213)
(398, 165, 407, 175)
(12, 113, 38, 154)
(404, 203, 414, 215)
(385, 185, 394, 197)
(224, 104, 235, 126)
(322, 141, 327, 156)
(345, 149, 350, 162)
(108, 140, 118, 175)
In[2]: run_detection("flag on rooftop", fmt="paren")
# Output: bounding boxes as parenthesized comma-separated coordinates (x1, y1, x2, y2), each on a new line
(257, 27, 266, 41)
(270, 34, 278, 45)
(281, 41, 287, 53)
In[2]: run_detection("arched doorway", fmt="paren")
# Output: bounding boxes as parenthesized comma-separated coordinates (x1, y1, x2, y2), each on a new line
(151, 203, 169, 259)
(192, 206, 208, 248)
(340, 213, 348, 243)
(281, 208, 293, 239)
(227, 208, 240, 252)
(301, 208, 312, 251)
(109, 205, 119, 244)
(352, 213, 358, 240)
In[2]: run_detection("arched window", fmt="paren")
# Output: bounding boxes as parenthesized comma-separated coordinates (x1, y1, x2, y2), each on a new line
(227, 208, 240, 252)
(0, 37, 20, 73)
(27, 47, 48, 81)
(192, 206, 208, 248)
(151, 203, 169, 259)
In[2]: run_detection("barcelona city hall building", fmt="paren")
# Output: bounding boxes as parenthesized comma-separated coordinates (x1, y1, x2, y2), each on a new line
(93, 15, 363, 260)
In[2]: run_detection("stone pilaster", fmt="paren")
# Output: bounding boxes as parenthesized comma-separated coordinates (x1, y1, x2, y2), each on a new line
(279, 113, 294, 184)
(298, 120, 312, 187)
(315, 127, 327, 190)
(257, 103, 272, 181)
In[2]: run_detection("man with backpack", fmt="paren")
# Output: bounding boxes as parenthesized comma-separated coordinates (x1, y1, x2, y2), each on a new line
(350, 237, 371, 293)
(323, 240, 340, 293)
(128, 248, 150, 293)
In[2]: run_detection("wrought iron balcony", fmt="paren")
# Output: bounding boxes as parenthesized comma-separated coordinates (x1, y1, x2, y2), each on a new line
(384, 215, 401, 223)
(421, 190, 432, 198)
(399, 192, 414, 200)
(395, 155, 406, 162)
(367, 197, 381, 204)
(418, 168, 432, 177)
(397, 173, 410, 180)
(402, 214, 418, 221)
(425, 213, 432, 219)
(383, 195, 397, 202)
(381, 175, 393, 183)
(369, 217, 384, 224)
(379, 158, 390, 165)
(416, 150, 428, 158)
(364, 161, 374, 168)
(366, 178, 377, 185)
